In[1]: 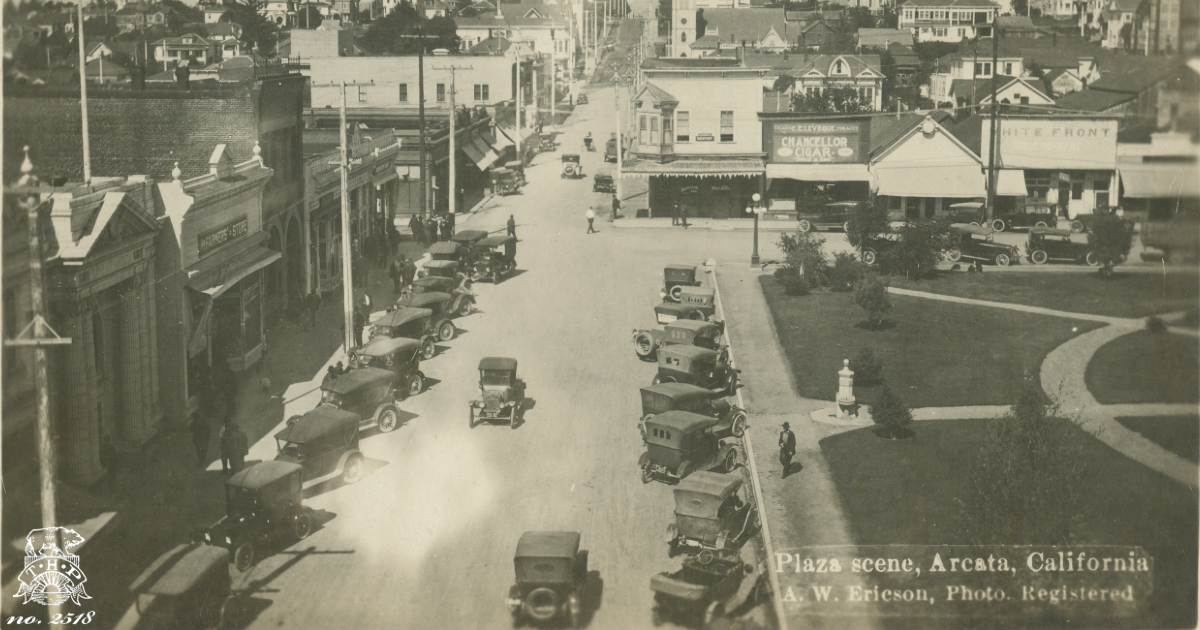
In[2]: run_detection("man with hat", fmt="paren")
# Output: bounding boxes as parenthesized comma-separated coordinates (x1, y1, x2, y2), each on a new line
(779, 422, 797, 478)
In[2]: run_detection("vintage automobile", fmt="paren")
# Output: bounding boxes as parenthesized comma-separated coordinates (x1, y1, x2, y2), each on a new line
(348, 337, 427, 398)
(561, 153, 584, 179)
(426, 240, 466, 263)
(393, 288, 474, 320)
(991, 201, 1058, 232)
(492, 168, 520, 196)
(946, 223, 1021, 266)
(274, 407, 366, 487)
(859, 232, 901, 266)
(201, 460, 315, 572)
(653, 345, 739, 394)
(576, 93, 589, 105)
(540, 132, 558, 152)
(1027, 226, 1101, 265)
(639, 410, 742, 484)
(114, 544, 241, 630)
(654, 287, 716, 325)
(422, 259, 472, 287)
(368, 307, 450, 358)
(662, 264, 702, 302)
(632, 319, 725, 362)
(451, 229, 490, 268)
(309, 367, 404, 431)
(638, 382, 745, 440)
(650, 554, 757, 627)
(469, 357, 527, 428)
(473, 234, 517, 284)
(666, 471, 756, 558)
(604, 136, 618, 163)
(796, 200, 858, 233)
(944, 201, 986, 225)
(505, 531, 589, 627)
(506, 160, 527, 186)
(593, 167, 615, 193)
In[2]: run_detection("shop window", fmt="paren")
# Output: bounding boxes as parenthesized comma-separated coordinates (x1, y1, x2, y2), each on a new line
(1071, 174, 1084, 200)
(437, 83, 446, 102)
(399, 84, 408, 102)
(639, 115, 648, 144)
(358, 85, 368, 102)
(1025, 170, 1050, 200)
(474, 84, 489, 101)
(720, 110, 734, 142)
(676, 111, 689, 142)
(1093, 177, 1110, 208)
(650, 117, 660, 145)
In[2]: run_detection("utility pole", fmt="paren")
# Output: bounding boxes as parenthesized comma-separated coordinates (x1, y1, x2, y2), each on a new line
(433, 63, 472, 217)
(550, 52, 556, 127)
(985, 27, 1000, 223)
(516, 48, 524, 163)
(614, 75, 623, 205)
(397, 28, 440, 218)
(76, 0, 91, 181)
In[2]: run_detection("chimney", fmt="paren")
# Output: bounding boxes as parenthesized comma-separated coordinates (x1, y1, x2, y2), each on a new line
(174, 62, 190, 89)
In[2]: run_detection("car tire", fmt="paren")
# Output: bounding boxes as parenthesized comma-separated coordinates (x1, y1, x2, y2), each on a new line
(469, 407, 475, 429)
(797, 219, 812, 233)
(945, 249, 962, 263)
(1071, 220, 1085, 233)
(641, 466, 653, 484)
(1035, 221, 1048, 228)
(1085, 251, 1100, 267)
(843, 220, 850, 232)
(730, 411, 747, 438)
(669, 285, 684, 301)
(994, 252, 1012, 267)
(862, 249, 877, 265)
(438, 321, 455, 342)
(458, 297, 474, 317)
(991, 219, 1006, 232)
(724, 372, 739, 396)
(294, 514, 312, 540)
(342, 454, 364, 484)
(688, 310, 705, 321)
(704, 601, 725, 627)
(420, 337, 436, 360)
(525, 588, 558, 622)
(634, 332, 657, 360)
(378, 405, 399, 432)
(233, 542, 255, 573)
(723, 448, 739, 472)
(406, 374, 424, 399)
(1031, 250, 1049, 265)
(509, 407, 518, 429)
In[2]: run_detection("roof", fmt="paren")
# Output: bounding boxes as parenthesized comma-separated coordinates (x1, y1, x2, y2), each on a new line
(666, 263, 695, 271)
(946, 114, 984, 154)
(661, 344, 720, 360)
(666, 319, 717, 333)
(1029, 226, 1073, 236)
(129, 544, 229, 596)
(635, 82, 679, 104)
(515, 531, 580, 558)
(477, 234, 515, 247)
(1106, 0, 1140, 12)
(207, 23, 241, 37)
(153, 33, 212, 49)
(641, 57, 742, 69)
(1053, 88, 1136, 112)
(899, 0, 998, 6)
(479, 357, 518, 371)
(644, 410, 719, 433)
(689, 34, 722, 50)
(398, 291, 451, 308)
(676, 471, 743, 502)
(452, 229, 490, 243)
(641, 382, 718, 401)
(857, 28, 914, 48)
(372, 307, 433, 328)
(1088, 58, 1181, 94)
(427, 241, 464, 255)
(225, 460, 303, 490)
(424, 259, 459, 270)
(467, 36, 514, 55)
(85, 58, 129, 78)
(869, 110, 955, 155)
(274, 406, 361, 442)
(787, 54, 882, 78)
(701, 8, 787, 46)
(359, 336, 422, 357)
(950, 223, 994, 235)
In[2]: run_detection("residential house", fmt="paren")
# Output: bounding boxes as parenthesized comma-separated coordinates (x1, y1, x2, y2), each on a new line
(928, 38, 1106, 106)
(897, 0, 998, 42)
(697, 8, 790, 53)
(261, 0, 296, 26)
(949, 75, 1055, 108)
(794, 19, 837, 51)
(424, 0, 452, 18)
(27, 11, 75, 37)
(152, 33, 217, 66)
(1102, 0, 1144, 49)
(884, 42, 921, 78)
(206, 23, 245, 58)
(114, 2, 169, 32)
(1055, 57, 1182, 125)
(996, 14, 1051, 38)
(1033, 0, 1077, 19)
(84, 57, 131, 84)
(787, 54, 885, 111)
(456, 11, 573, 68)
(85, 41, 117, 62)
(204, 5, 231, 23)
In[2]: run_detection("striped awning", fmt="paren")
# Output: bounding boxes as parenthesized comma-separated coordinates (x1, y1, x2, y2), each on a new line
(622, 158, 765, 178)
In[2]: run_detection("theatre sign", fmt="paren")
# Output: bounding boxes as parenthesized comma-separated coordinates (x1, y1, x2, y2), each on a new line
(764, 119, 870, 164)
(982, 116, 1119, 170)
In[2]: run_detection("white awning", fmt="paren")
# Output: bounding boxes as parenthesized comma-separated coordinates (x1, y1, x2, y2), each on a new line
(873, 164, 985, 197)
(187, 245, 281, 298)
(994, 169, 1027, 196)
(766, 163, 870, 182)
(1119, 163, 1200, 198)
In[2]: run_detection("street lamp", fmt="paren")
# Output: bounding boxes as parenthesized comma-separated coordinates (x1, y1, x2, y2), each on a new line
(747, 192, 766, 267)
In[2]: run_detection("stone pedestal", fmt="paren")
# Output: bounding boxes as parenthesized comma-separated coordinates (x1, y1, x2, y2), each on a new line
(835, 358, 857, 418)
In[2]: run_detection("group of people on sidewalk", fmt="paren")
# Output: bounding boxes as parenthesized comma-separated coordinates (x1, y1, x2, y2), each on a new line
(408, 212, 457, 247)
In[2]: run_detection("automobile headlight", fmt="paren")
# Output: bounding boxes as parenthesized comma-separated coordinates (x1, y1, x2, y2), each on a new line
(225, 536, 232, 545)
(204, 532, 211, 542)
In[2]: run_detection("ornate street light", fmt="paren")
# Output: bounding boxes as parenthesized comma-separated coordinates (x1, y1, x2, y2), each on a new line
(746, 193, 766, 266)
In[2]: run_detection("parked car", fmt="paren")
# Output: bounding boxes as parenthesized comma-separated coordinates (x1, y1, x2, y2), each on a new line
(469, 357, 527, 428)
(796, 201, 857, 233)
(639, 410, 742, 484)
(943, 201, 986, 225)
(426, 240, 466, 263)
(451, 229, 490, 268)
(506, 161, 527, 187)
(309, 367, 403, 432)
(666, 471, 756, 558)
(393, 289, 474, 320)
(492, 168, 520, 195)
(368, 307, 450, 358)
(540, 132, 558, 152)
(1027, 226, 1100, 265)
(576, 93, 589, 105)
(946, 223, 1020, 266)
(200, 460, 315, 572)
(632, 319, 725, 362)
(662, 264, 702, 302)
(654, 286, 716, 325)
(653, 345, 739, 395)
(505, 532, 589, 627)
(348, 337, 427, 398)
(991, 201, 1057, 232)
(859, 232, 901, 266)
(561, 154, 584, 179)
(650, 554, 757, 627)
(604, 136, 618, 163)
(593, 168, 615, 193)
(473, 234, 517, 284)
(420, 259, 472, 288)
(115, 544, 241, 630)
(639, 382, 745, 440)
(273, 407, 366, 487)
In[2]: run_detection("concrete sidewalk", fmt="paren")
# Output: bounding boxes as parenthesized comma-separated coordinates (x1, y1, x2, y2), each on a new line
(614, 217, 799, 231)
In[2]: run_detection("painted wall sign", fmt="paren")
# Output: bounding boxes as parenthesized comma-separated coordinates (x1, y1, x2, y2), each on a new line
(982, 118, 1118, 169)
(695, 133, 715, 142)
(767, 120, 869, 164)
(197, 215, 249, 258)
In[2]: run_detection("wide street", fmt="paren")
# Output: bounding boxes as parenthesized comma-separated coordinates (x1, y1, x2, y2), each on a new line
(229, 83, 784, 629)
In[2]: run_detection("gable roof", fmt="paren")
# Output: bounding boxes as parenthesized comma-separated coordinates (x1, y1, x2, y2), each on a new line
(634, 82, 678, 104)
(84, 57, 129, 77)
(467, 36, 514, 54)
(870, 110, 956, 156)
(787, 54, 882, 78)
(700, 8, 788, 46)
(1053, 87, 1137, 111)
(689, 34, 722, 50)
(1088, 57, 1182, 94)
(946, 114, 984, 154)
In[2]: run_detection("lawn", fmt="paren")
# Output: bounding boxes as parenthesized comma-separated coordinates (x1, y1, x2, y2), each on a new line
(758, 276, 1105, 407)
(889, 271, 1199, 319)
(1115, 415, 1200, 463)
(1085, 330, 1200, 404)
(823, 419, 1198, 630)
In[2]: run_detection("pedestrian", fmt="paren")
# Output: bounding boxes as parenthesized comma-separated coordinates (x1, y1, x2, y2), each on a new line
(402, 256, 416, 289)
(221, 420, 248, 474)
(353, 308, 366, 347)
(324, 365, 339, 384)
(585, 208, 597, 234)
(427, 216, 440, 243)
(507, 214, 516, 238)
(672, 201, 680, 226)
(190, 413, 211, 467)
(680, 205, 690, 229)
(611, 195, 621, 220)
(778, 422, 797, 478)
(389, 256, 403, 293)
(304, 289, 322, 330)
(439, 217, 451, 241)
(409, 215, 424, 246)
(446, 210, 456, 238)
(335, 360, 345, 376)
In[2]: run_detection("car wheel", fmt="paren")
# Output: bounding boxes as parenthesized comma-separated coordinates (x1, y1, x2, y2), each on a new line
(668, 285, 684, 301)
(991, 219, 1006, 232)
(378, 405, 399, 432)
(994, 252, 1012, 267)
(420, 337, 436, 360)
(641, 466, 653, 484)
(704, 601, 725, 627)
(688, 310, 705, 321)
(509, 406, 518, 429)
(723, 448, 738, 472)
(406, 374, 424, 399)
(294, 513, 312, 540)
(1085, 251, 1100, 267)
(862, 249, 877, 265)
(233, 541, 255, 573)
(469, 407, 475, 429)
(730, 411, 747, 438)
(843, 220, 850, 232)
(1071, 220, 1085, 233)
(634, 332, 657, 360)
(525, 588, 558, 622)
(724, 372, 739, 396)
(458, 297, 474, 317)
(797, 219, 812, 233)
(969, 221, 980, 227)
(945, 249, 962, 263)
(1030, 250, 1049, 265)
(342, 454, 364, 484)
(438, 321, 455, 342)
(1035, 221, 1048, 228)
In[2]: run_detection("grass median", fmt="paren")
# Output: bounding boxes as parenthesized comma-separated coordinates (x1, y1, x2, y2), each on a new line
(1085, 330, 1199, 405)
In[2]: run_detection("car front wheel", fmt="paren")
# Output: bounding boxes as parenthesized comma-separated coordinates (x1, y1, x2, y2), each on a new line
(945, 249, 962, 263)
(730, 411, 747, 438)
(438, 321, 455, 341)
(862, 249, 877, 265)
(634, 332, 657, 360)
(406, 374, 424, 399)
(723, 448, 739, 472)
(1035, 221, 1048, 228)
(420, 338, 436, 360)
(1031, 250, 1049, 265)
(1071, 220, 1085, 233)
(991, 219, 1006, 232)
(378, 405, 399, 432)
(797, 219, 812, 233)
(458, 297, 474, 317)
(342, 454, 364, 484)
(1085, 251, 1101, 266)
(994, 252, 1012, 267)
(724, 372, 739, 396)
(233, 541, 255, 573)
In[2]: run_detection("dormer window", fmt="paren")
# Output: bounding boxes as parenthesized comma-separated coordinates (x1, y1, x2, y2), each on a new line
(834, 59, 844, 74)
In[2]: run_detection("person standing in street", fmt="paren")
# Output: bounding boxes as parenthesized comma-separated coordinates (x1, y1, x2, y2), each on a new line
(304, 289, 322, 330)
(611, 195, 621, 220)
(680, 205, 690, 229)
(190, 413, 210, 467)
(389, 256, 403, 293)
(446, 210, 456, 238)
(353, 309, 366, 347)
(324, 365, 339, 384)
(402, 256, 416, 291)
(507, 214, 516, 238)
(778, 422, 797, 478)
(672, 201, 680, 226)
(585, 208, 596, 234)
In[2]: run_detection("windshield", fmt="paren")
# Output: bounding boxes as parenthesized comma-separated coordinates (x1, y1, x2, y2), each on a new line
(321, 390, 343, 406)
(276, 439, 301, 458)
(225, 485, 258, 515)
(481, 370, 510, 386)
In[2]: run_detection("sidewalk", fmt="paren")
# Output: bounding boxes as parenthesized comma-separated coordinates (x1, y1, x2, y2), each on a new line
(613, 217, 799, 231)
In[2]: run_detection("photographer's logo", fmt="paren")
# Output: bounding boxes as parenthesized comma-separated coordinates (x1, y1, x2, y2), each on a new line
(13, 527, 92, 606)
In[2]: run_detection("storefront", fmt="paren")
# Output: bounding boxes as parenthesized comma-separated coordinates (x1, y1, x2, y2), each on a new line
(760, 115, 872, 220)
(871, 114, 986, 219)
(1116, 132, 1200, 221)
(624, 160, 766, 219)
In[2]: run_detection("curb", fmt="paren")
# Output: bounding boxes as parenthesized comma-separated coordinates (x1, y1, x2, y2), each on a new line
(708, 261, 789, 630)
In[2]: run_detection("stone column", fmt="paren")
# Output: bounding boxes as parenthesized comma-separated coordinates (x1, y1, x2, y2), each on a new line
(58, 297, 102, 485)
(118, 277, 146, 447)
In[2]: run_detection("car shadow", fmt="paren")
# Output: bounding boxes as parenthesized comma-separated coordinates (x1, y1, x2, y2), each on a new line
(229, 545, 357, 628)
(359, 409, 419, 438)
(579, 571, 605, 627)
(853, 319, 897, 331)
(303, 457, 389, 499)
(417, 377, 442, 393)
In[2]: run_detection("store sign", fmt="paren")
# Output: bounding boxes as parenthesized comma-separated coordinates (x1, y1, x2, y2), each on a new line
(983, 118, 1118, 169)
(695, 133, 715, 142)
(198, 216, 249, 258)
(768, 120, 868, 164)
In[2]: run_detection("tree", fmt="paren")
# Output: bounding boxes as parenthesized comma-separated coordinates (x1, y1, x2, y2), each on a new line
(845, 197, 891, 249)
(1012, 0, 1028, 16)
(877, 219, 951, 279)
(696, 8, 707, 37)
(1087, 212, 1134, 278)
(853, 273, 891, 328)
(869, 385, 913, 438)
(777, 230, 830, 295)
(227, 0, 279, 55)
(791, 87, 871, 113)
(1024, 60, 1053, 97)
(361, 2, 459, 54)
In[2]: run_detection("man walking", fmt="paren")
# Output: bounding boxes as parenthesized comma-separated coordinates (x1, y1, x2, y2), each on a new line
(353, 308, 366, 347)
(190, 413, 210, 467)
(221, 419, 249, 474)
(507, 214, 516, 238)
(778, 422, 797, 478)
(680, 205, 690, 229)
(585, 208, 597, 234)
(672, 201, 680, 226)
(389, 256, 403, 293)
(303, 289, 322, 330)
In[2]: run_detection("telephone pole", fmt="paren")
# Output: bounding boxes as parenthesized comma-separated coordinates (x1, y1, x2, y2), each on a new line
(985, 27, 1000, 223)
(337, 82, 358, 353)
(433, 63, 473, 217)
(397, 28, 441, 218)
(76, 0, 91, 181)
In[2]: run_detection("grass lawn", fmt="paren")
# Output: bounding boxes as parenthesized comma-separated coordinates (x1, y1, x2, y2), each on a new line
(758, 276, 1105, 407)
(889, 271, 1199, 319)
(1085, 331, 1200, 404)
(823, 419, 1198, 629)
(1115, 415, 1200, 463)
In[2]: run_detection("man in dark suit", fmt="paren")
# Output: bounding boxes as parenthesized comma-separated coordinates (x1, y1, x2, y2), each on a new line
(779, 422, 797, 478)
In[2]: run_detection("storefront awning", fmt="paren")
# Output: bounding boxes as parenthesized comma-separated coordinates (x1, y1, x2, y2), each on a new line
(994, 169, 1027, 196)
(1119, 162, 1200, 198)
(187, 245, 282, 298)
(463, 135, 500, 170)
(765, 163, 869, 182)
(489, 129, 513, 151)
(873, 164, 985, 198)
(622, 158, 765, 178)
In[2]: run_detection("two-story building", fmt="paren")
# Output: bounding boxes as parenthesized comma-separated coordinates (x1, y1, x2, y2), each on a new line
(622, 58, 767, 219)
(786, 54, 885, 111)
(456, 9, 574, 71)
(898, 0, 998, 42)
(306, 53, 517, 115)
(152, 34, 217, 66)
(1101, 0, 1143, 49)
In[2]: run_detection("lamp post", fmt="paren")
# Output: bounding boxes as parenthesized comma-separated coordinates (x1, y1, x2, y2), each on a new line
(747, 192, 766, 267)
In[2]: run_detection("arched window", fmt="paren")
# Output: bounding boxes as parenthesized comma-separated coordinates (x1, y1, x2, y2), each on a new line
(834, 59, 844, 74)
(680, 32, 687, 42)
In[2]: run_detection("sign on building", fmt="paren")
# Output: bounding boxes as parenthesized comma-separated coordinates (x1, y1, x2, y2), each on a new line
(765, 120, 870, 164)
(981, 117, 1119, 170)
